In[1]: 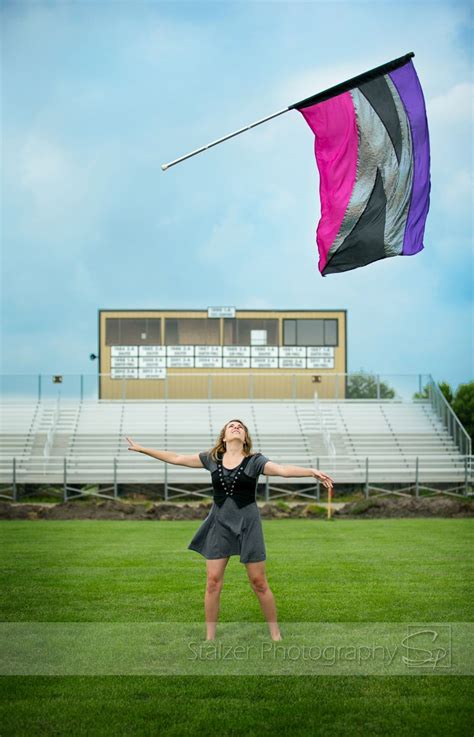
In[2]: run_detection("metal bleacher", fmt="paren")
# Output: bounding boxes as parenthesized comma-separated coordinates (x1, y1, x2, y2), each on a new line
(0, 396, 471, 501)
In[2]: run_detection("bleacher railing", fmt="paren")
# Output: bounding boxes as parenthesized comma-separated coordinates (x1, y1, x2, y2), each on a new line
(0, 371, 439, 402)
(0, 453, 471, 503)
(427, 375, 471, 457)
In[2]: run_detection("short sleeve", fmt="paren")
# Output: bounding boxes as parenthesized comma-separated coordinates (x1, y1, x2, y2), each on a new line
(199, 451, 212, 471)
(248, 452, 270, 477)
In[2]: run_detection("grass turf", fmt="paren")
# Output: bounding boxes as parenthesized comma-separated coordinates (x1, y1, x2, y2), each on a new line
(0, 518, 472, 736)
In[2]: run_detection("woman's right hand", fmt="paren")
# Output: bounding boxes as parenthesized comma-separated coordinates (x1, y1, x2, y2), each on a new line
(125, 436, 143, 453)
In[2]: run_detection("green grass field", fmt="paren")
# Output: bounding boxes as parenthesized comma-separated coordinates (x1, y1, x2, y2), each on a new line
(0, 518, 472, 736)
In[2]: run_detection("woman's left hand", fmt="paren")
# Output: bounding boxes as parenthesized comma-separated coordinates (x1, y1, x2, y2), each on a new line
(310, 469, 334, 489)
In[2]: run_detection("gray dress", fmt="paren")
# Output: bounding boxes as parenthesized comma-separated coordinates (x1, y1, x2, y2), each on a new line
(187, 451, 270, 564)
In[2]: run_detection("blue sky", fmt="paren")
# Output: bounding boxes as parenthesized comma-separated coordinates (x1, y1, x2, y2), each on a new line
(1, 0, 473, 393)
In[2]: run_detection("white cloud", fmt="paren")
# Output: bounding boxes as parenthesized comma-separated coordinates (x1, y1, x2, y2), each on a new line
(440, 169, 473, 212)
(427, 82, 474, 126)
(197, 209, 259, 266)
(18, 134, 88, 213)
(425, 81, 473, 217)
(239, 295, 275, 309)
(130, 17, 214, 66)
(1, 327, 93, 375)
(279, 58, 377, 109)
(5, 129, 128, 256)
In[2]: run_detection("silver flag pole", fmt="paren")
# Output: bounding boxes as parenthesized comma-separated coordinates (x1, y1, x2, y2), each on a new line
(161, 52, 415, 171)
(161, 107, 290, 171)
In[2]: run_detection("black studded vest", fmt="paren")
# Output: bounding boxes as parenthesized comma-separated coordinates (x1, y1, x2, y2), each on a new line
(211, 453, 261, 509)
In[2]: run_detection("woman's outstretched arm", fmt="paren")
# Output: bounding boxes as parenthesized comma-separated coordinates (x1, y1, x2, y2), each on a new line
(262, 460, 334, 489)
(125, 437, 204, 468)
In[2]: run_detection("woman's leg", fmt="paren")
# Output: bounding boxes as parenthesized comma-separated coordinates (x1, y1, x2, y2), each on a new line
(205, 557, 229, 640)
(245, 561, 282, 640)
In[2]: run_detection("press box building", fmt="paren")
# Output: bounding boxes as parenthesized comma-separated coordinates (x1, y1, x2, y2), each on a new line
(98, 308, 347, 400)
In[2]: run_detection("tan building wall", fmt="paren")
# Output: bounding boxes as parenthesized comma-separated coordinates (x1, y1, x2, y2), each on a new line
(98, 309, 347, 400)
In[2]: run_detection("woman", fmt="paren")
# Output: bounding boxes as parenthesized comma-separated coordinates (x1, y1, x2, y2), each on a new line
(126, 419, 334, 642)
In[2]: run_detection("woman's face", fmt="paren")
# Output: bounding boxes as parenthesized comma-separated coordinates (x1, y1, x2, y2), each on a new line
(223, 420, 247, 445)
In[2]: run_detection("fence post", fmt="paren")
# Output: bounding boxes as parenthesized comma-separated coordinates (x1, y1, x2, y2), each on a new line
(365, 457, 369, 498)
(164, 462, 168, 501)
(63, 458, 67, 502)
(12, 457, 17, 502)
(114, 457, 118, 499)
(415, 457, 419, 497)
(316, 457, 320, 500)
(465, 456, 469, 495)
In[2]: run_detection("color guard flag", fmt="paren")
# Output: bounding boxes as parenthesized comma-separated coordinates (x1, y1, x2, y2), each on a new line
(161, 52, 431, 278)
(290, 53, 431, 276)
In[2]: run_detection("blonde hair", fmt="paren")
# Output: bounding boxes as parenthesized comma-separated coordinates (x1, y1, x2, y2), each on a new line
(208, 418, 253, 462)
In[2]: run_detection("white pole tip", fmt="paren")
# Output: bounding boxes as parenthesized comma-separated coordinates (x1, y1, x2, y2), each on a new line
(161, 163, 168, 171)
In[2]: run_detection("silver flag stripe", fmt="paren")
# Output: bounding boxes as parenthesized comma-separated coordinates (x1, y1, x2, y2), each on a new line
(326, 75, 414, 263)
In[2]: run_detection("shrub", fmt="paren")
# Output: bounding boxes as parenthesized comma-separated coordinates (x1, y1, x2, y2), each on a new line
(303, 504, 326, 517)
(350, 499, 380, 514)
(275, 500, 291, 512)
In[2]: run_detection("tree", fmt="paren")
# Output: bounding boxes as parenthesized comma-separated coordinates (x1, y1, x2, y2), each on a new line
(413, 384, 429, 400)
(413, 380, 453, 403)
(438, 381, 454, 404)
(346, 371, 395, 399)
(413, 380, 473, 442)
(452, 382, 474, 442)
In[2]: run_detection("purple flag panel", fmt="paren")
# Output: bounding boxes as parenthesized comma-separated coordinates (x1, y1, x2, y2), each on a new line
(292, 55, 431, 276)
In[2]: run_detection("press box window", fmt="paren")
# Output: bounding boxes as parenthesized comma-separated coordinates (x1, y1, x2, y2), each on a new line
(298, 319, 324, 345)
(106, 318, 162, 346)
(284, 320, 296, 345)
(223, 318, 278, 345)
(324, 319, 338, 346)
(165, 318, 220, 345)
(283, 318, 338, 346)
